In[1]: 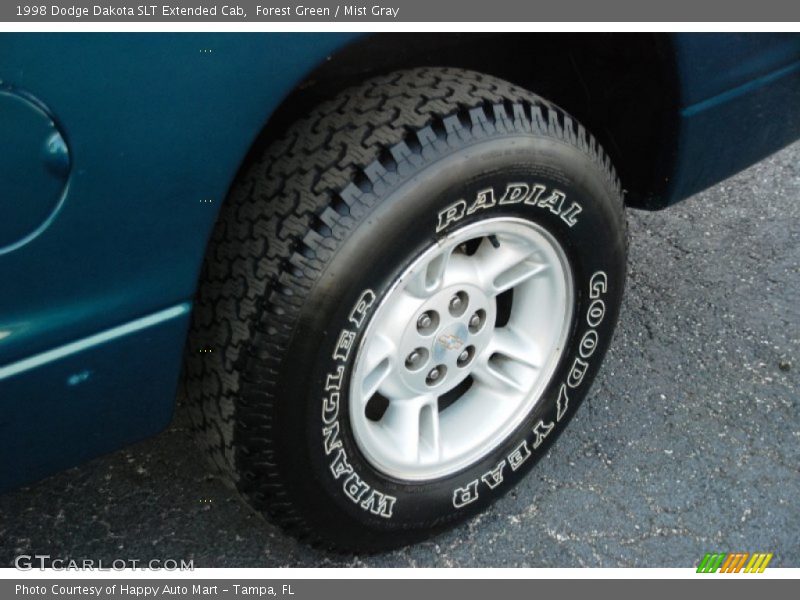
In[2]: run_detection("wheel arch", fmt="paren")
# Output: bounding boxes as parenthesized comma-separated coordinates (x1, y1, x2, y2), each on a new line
(232, 33, 681, 212)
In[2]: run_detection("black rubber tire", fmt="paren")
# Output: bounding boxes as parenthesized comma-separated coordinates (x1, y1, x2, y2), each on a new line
(184, 67, 627, 552)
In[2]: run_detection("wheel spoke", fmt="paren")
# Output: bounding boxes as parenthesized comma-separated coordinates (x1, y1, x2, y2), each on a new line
(380, 395, 439, 464)
(418, 400, 441, 463)
(492, 260, 548, 295)
(405, 246, 455, 298)
(489, 327, 542, 370)
(359, 334, 395, 401)
(473, 236, 548, 295)
(471, 358, 527, 393)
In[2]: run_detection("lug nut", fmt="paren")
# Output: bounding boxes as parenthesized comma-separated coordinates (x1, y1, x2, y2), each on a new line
(457, 346, 476, 368)
(468, 309, 486, 333)
(416, 310, 438, 334)
(405, 348, 429, 370)
(425, 365, 447, 386)
(449, 291, 468, 317)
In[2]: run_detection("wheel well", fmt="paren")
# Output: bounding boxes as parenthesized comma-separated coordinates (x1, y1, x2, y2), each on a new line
(248, 33, 680, 210)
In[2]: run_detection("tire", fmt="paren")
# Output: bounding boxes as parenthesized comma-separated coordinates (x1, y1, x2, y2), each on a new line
(184, 67, 627, 552)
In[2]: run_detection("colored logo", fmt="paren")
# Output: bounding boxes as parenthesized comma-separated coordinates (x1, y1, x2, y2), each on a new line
(697, 552, 773, 573)
(437, 333, 464, 351)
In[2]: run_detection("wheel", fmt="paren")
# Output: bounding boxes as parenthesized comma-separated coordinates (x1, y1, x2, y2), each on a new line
(184, 67, 627, 552)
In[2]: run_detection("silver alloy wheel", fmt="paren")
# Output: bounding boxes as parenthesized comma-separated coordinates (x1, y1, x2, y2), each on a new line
(349, 218, 574, 481)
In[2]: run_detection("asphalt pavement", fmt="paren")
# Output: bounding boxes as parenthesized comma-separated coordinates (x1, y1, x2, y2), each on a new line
(1, 141, 798, 568)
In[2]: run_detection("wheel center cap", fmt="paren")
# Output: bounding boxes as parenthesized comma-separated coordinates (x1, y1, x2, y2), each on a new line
(394, 283, 493, 395)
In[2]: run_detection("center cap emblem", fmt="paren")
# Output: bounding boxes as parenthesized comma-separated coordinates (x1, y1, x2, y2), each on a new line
(437, 333, 464, 351)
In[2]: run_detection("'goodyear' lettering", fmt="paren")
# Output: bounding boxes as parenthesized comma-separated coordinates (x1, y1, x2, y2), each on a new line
(451, 270, 610, 508)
